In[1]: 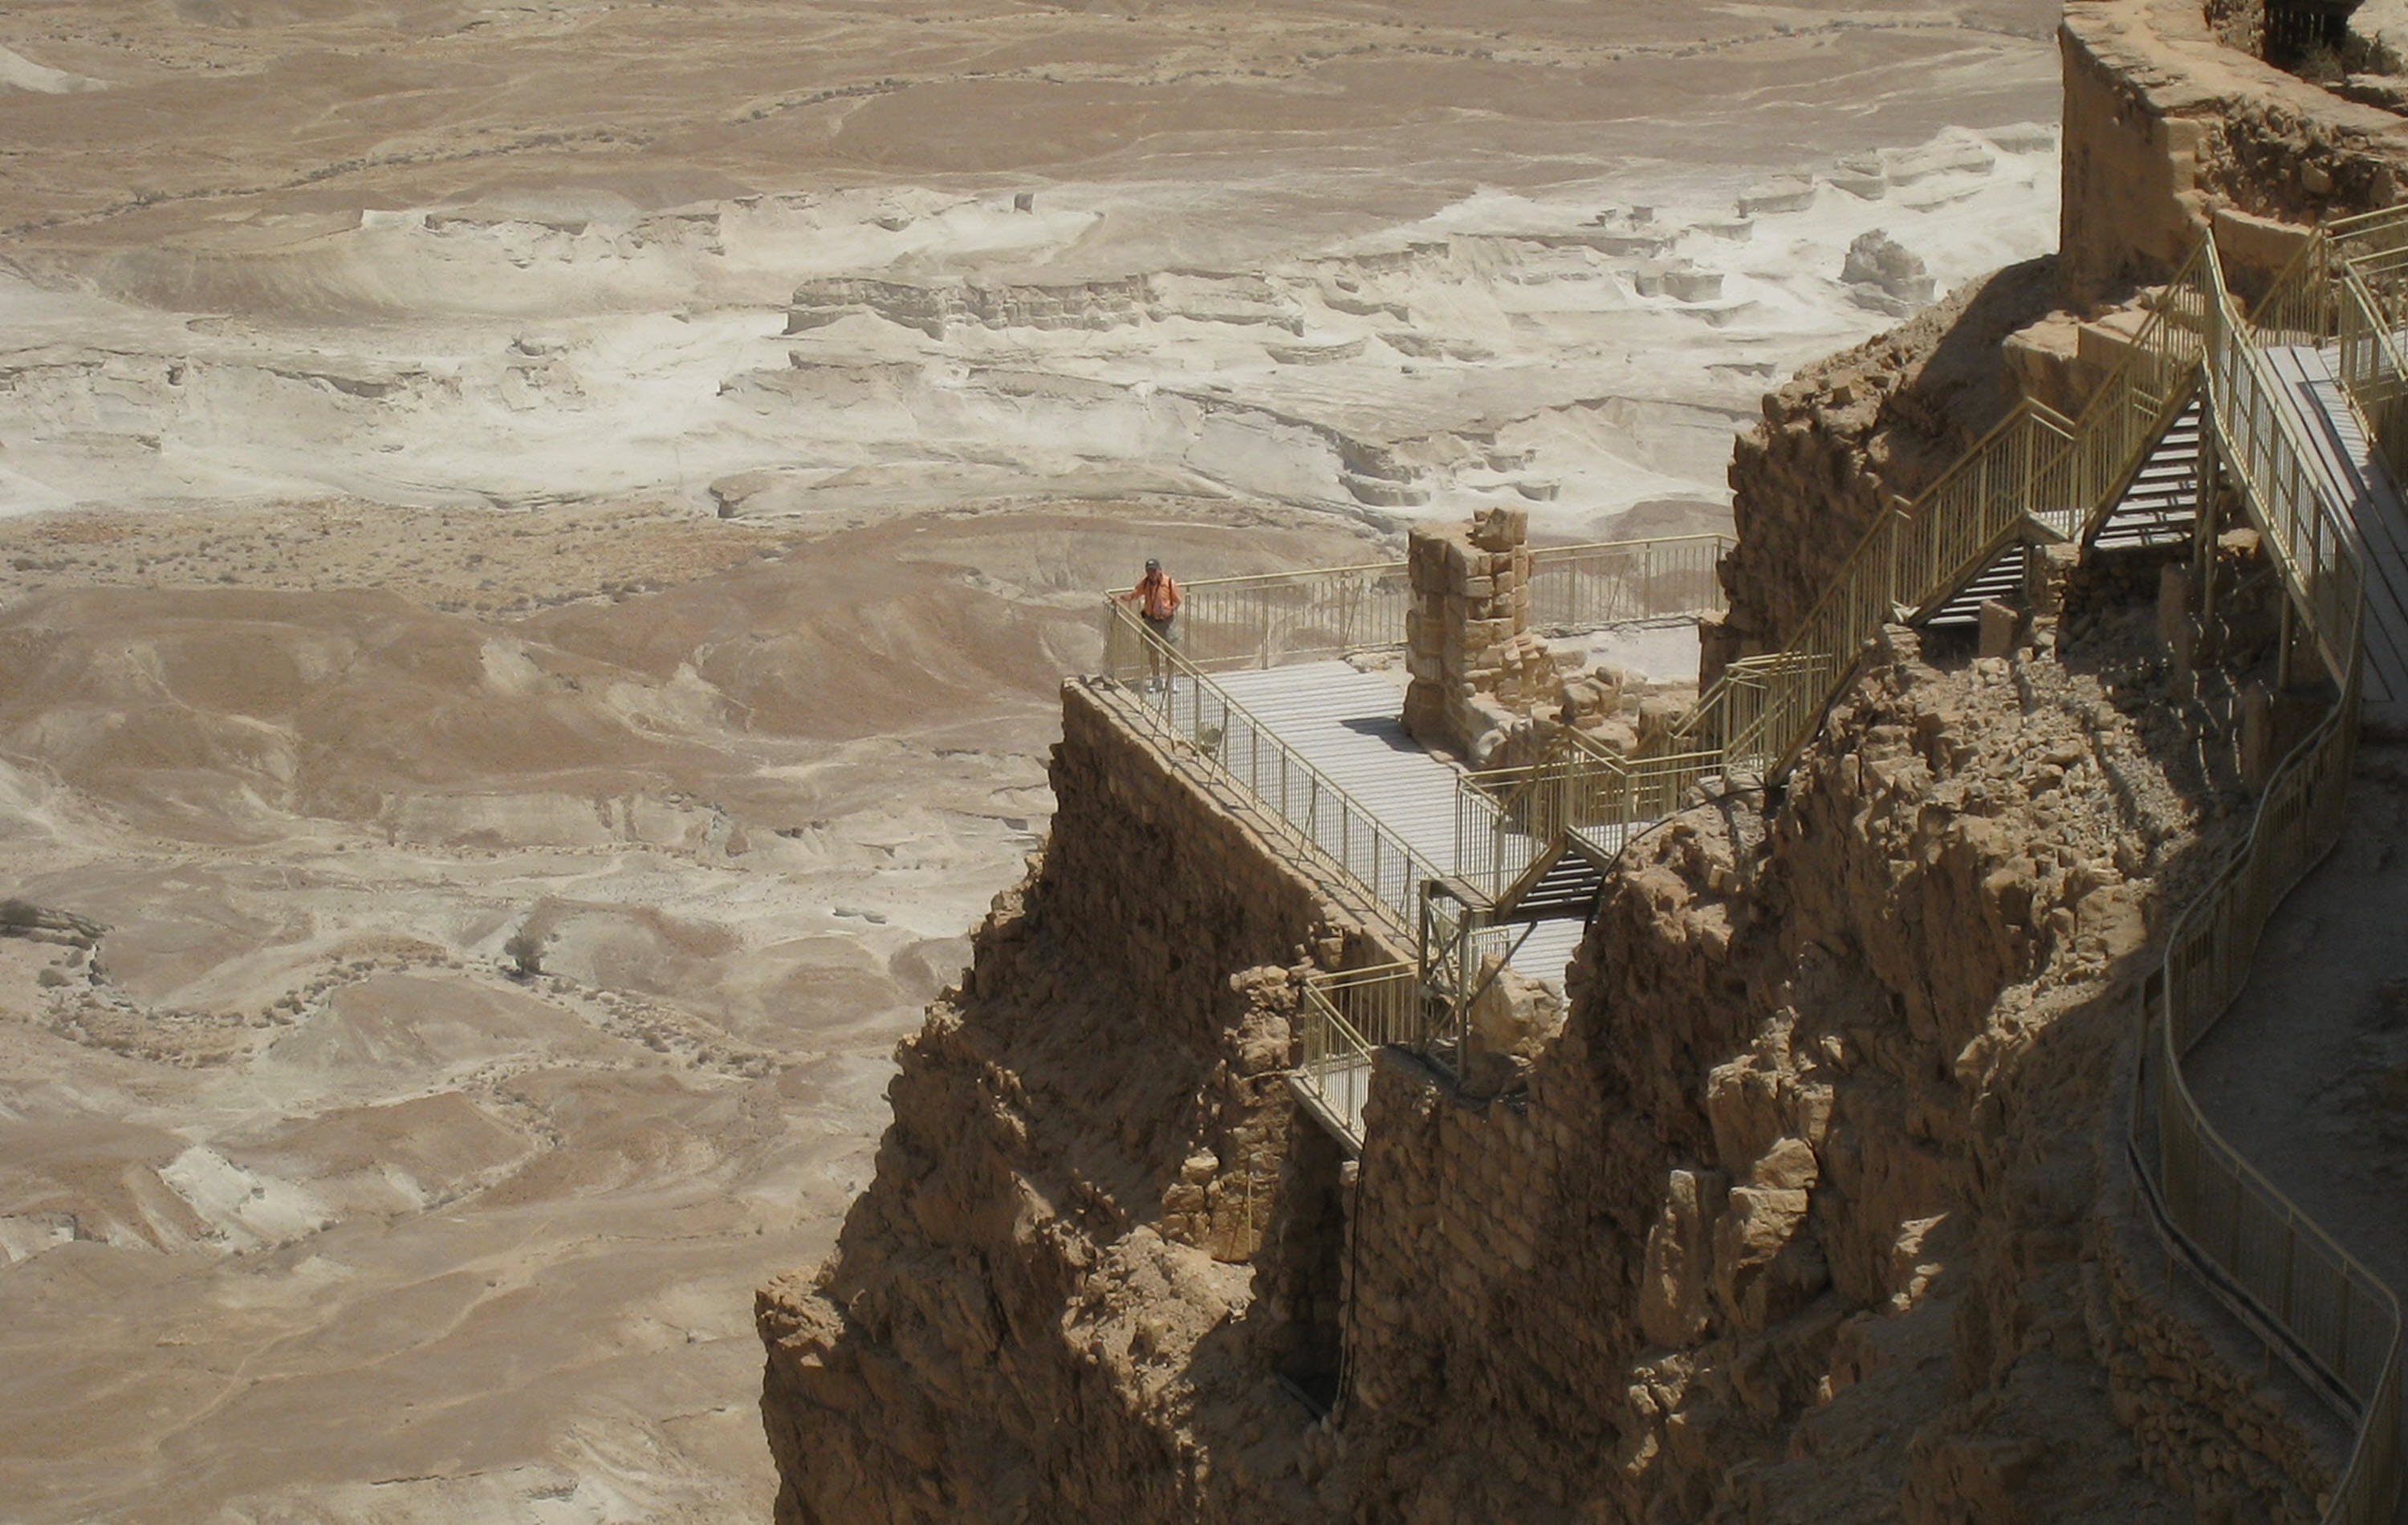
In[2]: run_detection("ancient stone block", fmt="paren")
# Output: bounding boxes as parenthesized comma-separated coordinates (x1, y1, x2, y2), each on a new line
(1978, 597, 2020, 660)
(1470, 505, 1529, 551)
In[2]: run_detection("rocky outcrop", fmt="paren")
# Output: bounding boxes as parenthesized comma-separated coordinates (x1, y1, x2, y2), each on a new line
(1710, 258, 2059, 681)
(757, 682, 1395, 1524)
(758, 560, 2311, 1520)
(1324, 616, 2268, 1524)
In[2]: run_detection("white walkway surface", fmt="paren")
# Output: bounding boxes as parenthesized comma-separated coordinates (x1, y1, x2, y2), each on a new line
(2264, 344, 2408, 731)
(1213, 661, 1592, 985)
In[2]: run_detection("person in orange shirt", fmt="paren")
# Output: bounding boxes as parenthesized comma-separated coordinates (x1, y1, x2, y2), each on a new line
(1117, 557, 1182, 689)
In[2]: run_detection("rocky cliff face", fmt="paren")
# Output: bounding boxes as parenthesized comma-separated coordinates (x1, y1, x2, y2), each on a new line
(757, 683, 1394, 1523)
(757, 572, 2318, 1519)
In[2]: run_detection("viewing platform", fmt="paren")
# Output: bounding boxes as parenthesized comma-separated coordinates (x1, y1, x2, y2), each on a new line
(1096, 528, 1731, 1146)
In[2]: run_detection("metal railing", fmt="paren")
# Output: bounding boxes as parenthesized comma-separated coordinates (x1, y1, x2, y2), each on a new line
(1101, 560, 1413, 677)
(1296, 962, 1422, 1149)
(1098, 534, 1731, 681)
(2337, 262, 2408, 496)
(1417, 882, 1538, 1062)
(1452, 733, 1722, 905)
(1526, 534, 1728, 630)
(2113, 230, 2400, 1525)
(1443, 270, 2209, 932)
(1105, 600, 1442, 939)
(2199, 248, 2365, 686)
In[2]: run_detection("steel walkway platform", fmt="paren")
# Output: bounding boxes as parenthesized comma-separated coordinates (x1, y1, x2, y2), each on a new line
(2264, 344, 2408, 733)
(1211, 661, 1589, 986)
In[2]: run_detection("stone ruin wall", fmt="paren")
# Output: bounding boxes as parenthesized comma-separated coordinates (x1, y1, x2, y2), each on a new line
(2060, 0, 2408, 311)
(759, 682, 1404, 1523)
(759, 608, 2345, 1521)
(1400, 506, 1543, 763)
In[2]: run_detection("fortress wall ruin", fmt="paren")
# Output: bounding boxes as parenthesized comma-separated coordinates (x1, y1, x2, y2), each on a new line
(757, 681, 1399, 1523)
(2060, 0, 2408, 307)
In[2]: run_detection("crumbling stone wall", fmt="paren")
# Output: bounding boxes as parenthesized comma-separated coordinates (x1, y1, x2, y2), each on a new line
(1401, 506, 1549, 762)
(2060, 0, 2408, 309)
(757, 682, 1391, 1525)
(2088, 1159, 2347, 1523)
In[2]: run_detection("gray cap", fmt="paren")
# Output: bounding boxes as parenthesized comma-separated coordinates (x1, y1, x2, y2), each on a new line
(1145, 558, 1161, 571)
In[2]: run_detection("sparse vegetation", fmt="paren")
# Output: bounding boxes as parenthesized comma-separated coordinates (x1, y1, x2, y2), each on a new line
(503, 921, 552, 979)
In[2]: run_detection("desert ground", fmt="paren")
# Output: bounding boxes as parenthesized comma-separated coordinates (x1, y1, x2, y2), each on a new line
(0, 2, 2063, 1519)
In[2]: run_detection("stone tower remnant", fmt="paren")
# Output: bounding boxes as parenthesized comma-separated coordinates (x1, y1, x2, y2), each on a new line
(1401, 505, 1554, 762)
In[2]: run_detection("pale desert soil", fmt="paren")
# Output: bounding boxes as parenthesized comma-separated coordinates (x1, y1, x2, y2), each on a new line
(0, 1, 2064, 1519)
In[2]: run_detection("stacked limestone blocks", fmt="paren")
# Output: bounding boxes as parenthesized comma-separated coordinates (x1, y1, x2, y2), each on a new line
(1402, 505, 1546, 762)
(1555, 666, 1696, 758)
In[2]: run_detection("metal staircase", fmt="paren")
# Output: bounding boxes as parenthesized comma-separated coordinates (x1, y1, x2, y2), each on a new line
(1491, 835, 1609, 923)
(1918, 543, 2030, 630)
(2090, 395, 2207, 551)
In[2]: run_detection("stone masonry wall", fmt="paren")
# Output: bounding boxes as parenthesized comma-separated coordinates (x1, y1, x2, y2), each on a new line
(757, 681, 1394, 1525)
(2060, 0, 2408, 310)
(1713, 259, 2059, 683)
(1401, 506, 1545, 763)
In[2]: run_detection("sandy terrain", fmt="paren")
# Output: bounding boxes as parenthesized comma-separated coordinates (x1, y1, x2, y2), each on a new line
(0, 1, 2064, 1519)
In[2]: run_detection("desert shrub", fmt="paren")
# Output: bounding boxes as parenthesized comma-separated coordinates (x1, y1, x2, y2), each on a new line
(503, 922, 551, 979)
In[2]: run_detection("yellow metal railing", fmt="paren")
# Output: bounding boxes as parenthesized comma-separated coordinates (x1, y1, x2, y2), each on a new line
(1098, 534, 1731, 681)
(1105, 600, 1443, 937)
(1296, 962, 1421, 1149)
(1101, 559, 1413, 677)
(2199, 248, 2365, 686)
(1452, 734, 1723, 906)
(2117, 230, 2399, 1525)
(1416, 883, 1540, 1061)
(2337, 262, 2408, 494)
(1525, 534, 1729, 631)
